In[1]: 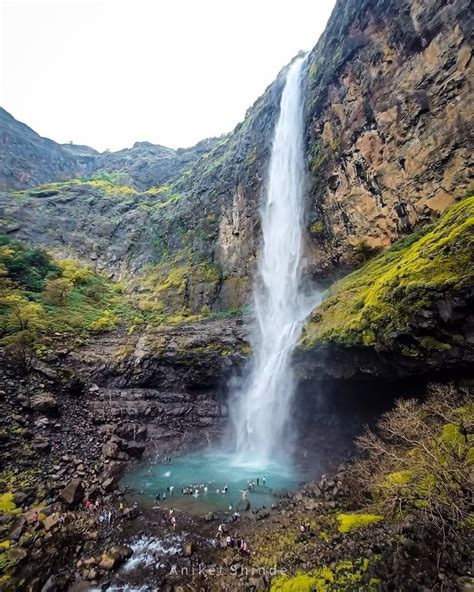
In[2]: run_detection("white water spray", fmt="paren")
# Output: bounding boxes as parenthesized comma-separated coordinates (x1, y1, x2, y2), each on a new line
(232, 57, 313, 464)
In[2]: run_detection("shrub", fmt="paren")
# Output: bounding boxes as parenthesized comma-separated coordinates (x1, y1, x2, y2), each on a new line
(0, 236, 59, 291)
(352, 383, 473, 537)
(89, 310, 118, 333)
(0, 493, 15, 513)
(309, 221, 324, 235)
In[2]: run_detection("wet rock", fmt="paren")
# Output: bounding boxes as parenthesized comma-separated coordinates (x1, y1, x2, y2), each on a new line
(99, 545, 133, 570)
(58, 479, 84, 507)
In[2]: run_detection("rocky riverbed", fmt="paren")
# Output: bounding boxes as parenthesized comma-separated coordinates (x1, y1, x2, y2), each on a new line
(0, 313, 416, 591)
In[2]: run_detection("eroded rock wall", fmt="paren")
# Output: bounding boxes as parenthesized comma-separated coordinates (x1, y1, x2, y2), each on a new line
(302, 0, 473, 276)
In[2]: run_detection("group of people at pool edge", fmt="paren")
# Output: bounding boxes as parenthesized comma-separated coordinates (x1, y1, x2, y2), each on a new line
(153, 474, 269, 507)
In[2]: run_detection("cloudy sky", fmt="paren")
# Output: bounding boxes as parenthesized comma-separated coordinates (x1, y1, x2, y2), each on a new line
(1, 0, 336, 151)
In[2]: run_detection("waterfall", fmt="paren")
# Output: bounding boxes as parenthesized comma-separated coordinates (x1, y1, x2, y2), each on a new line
(231, 57, 311, 465)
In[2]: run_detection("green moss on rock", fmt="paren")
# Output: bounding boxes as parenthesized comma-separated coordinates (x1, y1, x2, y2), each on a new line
(337, 513, 383, 533)
(301, 197, 474, 348)
(271, 557, 377, 591)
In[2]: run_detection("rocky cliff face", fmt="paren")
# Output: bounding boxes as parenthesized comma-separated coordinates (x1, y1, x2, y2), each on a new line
(301, 0, 473, 277)
(1, 0, 471, 312)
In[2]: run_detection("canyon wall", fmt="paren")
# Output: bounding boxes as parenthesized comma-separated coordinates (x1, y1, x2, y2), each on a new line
(1, 0, 471, 312)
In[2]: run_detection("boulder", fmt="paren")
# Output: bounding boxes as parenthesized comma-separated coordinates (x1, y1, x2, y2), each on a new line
(457, 577, 474, 592)
(98, 554, 116, 571)
(8, 546, 28, 562)
(8, 516, 26, 541)
(102, 441, 119, 459)
(237, 499, 250, 512)
(30, 392, 58, 414)
(43, 512, 60, 531)
(99, 545, 133, 571)
(101, 476, 117, 492)
(58, 479, 84, 507)
(12, 491, 29, 506)
(32, 436, 51, 453)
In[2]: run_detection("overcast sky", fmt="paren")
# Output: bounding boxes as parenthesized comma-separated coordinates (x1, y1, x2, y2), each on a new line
(1, 0, 336, 152)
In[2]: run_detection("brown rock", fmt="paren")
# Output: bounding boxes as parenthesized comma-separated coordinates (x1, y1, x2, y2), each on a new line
(102, 441, 119, 459)
(98, 545, 133, 571)
(30, 392, 58, 413)
(58, 479, 84, 507)
(43, 512, 60, 531)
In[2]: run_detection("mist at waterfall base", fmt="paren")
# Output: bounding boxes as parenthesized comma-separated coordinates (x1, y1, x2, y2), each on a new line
(121, 59, 322, 511)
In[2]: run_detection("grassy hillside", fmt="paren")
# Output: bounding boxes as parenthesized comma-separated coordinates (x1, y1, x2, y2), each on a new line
(0, 236, 141, 360)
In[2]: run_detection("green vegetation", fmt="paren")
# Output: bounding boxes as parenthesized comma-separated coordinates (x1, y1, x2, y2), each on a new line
(310, 141, 326, 174)
(309, 221, 324, 235)
(309, 62, 319, 81)
(0, 493, 15, 513)
(271, 558, 377, 591)
(337, 513, 383, 533)
(28, 170, 138, 198)
(302, 196, 474, 348)
(135, 251, 221, 321)
(0, 236, 139, 360)
(353, 383, 473, 537)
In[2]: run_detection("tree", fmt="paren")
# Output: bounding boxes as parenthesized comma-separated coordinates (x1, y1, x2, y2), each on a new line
(58, 259, 93, 285)
(42, 277, 73, 306)
(1, 294, 47, 333)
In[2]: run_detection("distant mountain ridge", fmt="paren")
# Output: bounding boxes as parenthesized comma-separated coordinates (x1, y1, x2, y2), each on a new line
(0, 107, 219, 191)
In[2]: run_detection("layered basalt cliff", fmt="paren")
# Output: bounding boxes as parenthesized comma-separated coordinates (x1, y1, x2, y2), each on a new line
(2, 0, 471, 313)
(302, 0, 473, 276)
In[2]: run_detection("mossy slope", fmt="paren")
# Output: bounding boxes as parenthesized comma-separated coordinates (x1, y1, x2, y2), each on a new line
(302, 196, 474, 350)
